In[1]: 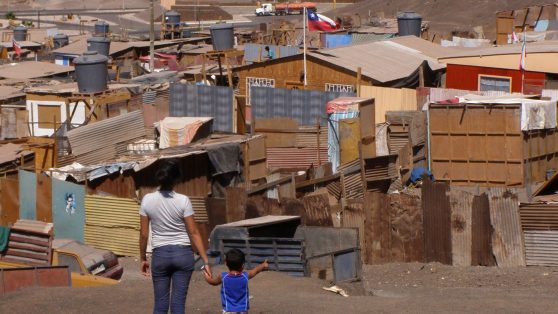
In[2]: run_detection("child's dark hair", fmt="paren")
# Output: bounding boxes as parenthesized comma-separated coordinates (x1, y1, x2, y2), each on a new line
(225, 249, 245, 271)
(156, 159, 181, 191)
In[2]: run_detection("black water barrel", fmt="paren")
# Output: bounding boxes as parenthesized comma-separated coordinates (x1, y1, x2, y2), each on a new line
(13, 26, 27, 41)
(87, 36, 111, 57)
(210, 23, 234, 51)
(397, 12, 422, 37)
(53, 33, 69, 48)
(95, 21, 110, 36)
(165, 10, 181, 27)
(74, 51, 109, 93)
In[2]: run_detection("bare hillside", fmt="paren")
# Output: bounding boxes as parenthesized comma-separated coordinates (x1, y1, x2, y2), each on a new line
(327, 0, 548, 39)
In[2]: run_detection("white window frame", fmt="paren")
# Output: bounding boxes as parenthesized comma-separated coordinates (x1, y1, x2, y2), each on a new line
(325, 83, 355, 93)
(247, 77, 275, 106)
(478, 75, 512, 93)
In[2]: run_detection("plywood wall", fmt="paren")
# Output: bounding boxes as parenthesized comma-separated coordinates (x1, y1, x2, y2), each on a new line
(359, 86, 418, 123)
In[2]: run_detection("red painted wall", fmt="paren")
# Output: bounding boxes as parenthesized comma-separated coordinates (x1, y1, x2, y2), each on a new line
(446, 64, 545, 93)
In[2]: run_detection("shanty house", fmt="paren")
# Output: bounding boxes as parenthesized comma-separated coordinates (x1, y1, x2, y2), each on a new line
(234, 36, 448, 105)
(439, 41, 558, 94)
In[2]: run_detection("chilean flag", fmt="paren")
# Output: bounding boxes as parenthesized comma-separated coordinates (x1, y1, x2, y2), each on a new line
(307, 10, 338, 32)
(12, 38, 21, 56)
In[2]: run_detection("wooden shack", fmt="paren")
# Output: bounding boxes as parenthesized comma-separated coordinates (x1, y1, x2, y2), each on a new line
(429, 97, 558, 187)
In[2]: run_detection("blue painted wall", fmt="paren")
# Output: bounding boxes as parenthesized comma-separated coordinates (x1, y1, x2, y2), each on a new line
(19, 170, 37, 220)
(51, 178, 85, 241)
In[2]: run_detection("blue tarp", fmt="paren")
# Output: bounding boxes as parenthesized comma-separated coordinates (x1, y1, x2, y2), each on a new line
(324, 34, 352, 48)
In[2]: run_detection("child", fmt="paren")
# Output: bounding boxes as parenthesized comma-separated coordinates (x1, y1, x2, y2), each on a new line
(204, 249, 268, 314)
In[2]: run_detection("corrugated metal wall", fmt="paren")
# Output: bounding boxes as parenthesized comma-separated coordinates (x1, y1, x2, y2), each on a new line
(244, 43, 300, 64)
(84, 195, 140, 257)
(488, 188, 526, 267)
(421, 179, 452, 264)
(52, 178, 85, 242)
(169, 83, 233, 132)
(251, 87, 354, 126)
(266, 147, 328, 170)
(520, 203, 558, 266)
(66, 110, 146, 165)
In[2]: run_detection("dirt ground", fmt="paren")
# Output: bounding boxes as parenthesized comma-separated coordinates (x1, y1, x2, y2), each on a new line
(1, 258, 558, 313)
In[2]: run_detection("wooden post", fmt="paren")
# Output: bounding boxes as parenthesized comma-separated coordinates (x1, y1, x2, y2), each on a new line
(356, 67, 362, 97)
(258, 47, 262, 62)
(201, 54, 206, 83)
(419, 62, 425, 88)
(316, 118, 321, 166)
(226, 54, 233, 88)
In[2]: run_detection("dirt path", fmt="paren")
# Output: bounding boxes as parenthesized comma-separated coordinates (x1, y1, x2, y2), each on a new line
(1, 259, 557, 313)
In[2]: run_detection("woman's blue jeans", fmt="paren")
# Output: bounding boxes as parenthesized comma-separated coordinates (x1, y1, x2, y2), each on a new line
(151, 245, 194, 314)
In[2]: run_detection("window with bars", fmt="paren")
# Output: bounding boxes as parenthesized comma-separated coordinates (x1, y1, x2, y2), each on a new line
(247, 77, 275, 105)
(325, 83, 355, 93)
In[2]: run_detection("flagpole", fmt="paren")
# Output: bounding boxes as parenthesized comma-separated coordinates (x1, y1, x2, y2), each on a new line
(521, 27, 525, 94)
(303, 7, 307, 87)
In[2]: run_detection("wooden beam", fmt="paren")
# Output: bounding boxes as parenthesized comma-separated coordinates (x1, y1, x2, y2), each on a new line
(356, 67, 362, 97)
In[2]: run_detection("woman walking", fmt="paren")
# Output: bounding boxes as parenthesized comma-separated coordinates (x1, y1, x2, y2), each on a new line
(139, 159, 211, 314)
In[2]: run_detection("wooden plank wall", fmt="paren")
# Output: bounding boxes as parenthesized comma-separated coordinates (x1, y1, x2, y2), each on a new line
(0, 178, 19, 225)
(360, 86, 417, 123)
(301, 194, 333, 227)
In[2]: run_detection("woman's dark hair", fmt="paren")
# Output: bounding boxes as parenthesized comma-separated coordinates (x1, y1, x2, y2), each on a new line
(225, 249, 245, 272)
(156, 159, 181, 191)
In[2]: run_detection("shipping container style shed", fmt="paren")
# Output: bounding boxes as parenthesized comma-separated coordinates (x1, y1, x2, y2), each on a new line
(428, 96, 558, 187)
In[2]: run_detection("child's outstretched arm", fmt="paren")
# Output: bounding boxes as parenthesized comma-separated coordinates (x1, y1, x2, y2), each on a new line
(203, 267, 222, 286)
(248, 259, 269, 279)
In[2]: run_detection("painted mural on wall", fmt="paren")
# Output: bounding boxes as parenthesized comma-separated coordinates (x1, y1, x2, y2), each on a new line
(52, 178, 85, 242)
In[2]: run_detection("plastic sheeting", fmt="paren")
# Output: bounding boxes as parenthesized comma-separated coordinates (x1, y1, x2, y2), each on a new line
(323, 34, 352, 48)
(158, 117, 212, 149)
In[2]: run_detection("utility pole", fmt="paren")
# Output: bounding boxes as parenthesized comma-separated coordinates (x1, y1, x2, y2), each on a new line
(149, 0, 155, 72)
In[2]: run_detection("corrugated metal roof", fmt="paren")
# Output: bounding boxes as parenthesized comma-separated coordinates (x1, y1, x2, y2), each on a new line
(389, 36, 460, 59)
(53, 38, 207, 57)
(440, 40, 558, 59)
(0, 62, 73, 79)
(67, 110, 146, 165)
(308, 37, 446, 83)
(0, 85, 25, 101)
(84, 195, 140, 257)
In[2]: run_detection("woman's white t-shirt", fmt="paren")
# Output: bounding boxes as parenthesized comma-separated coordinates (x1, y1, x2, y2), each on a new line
(139, 191, 194, 249)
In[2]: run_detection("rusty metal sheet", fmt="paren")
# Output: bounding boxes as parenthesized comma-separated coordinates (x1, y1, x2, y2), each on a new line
(390, 193, 423, 263)
(36, 174, 52, 223)
(471, 193, 496, 266)
(421, 178, 452, 265)
(266, 147, 328, 170)
(301, 194, 333, 227)
(341, 200, 365, 261)
(488, 188, 526, 267)
(246, 195, 282, 219)
(225, 187, 247, 222)
(365, 192, 390, 264)
(0, 266, 71, 294)
(206, 197, 226, 231)
(280, 198, 305, 216)
(449, 189, 473, 266)
(519, 203, 558, 266)
(0, 177, 19, 225)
